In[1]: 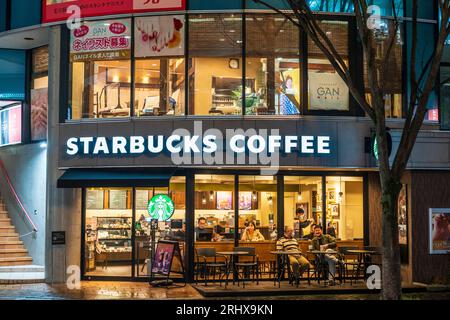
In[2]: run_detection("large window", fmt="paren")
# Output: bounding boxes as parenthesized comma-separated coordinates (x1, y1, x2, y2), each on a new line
(284, 176, 322, 240)
(245, 14, 301, 115)
(238, 176, 278, 242)
(325, 176, 364, 241)
(364, 20, 404, 118)
(85, 188, 133, 277)
(188, 14, 243, 115)
(69, 19, 132, 119)
(308, 20, 349, 112)
(194, 175, 236, 243)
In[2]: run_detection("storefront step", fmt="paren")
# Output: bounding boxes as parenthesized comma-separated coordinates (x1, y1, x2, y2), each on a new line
(0, 219, 12, 227)
(0, 235, 20, 241)
(0, 249, 29, 258)
(0, 241, 23, 250)
(0, 257, 33, 266)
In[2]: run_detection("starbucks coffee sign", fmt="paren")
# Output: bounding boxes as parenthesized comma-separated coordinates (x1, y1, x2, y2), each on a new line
(148, 194, 175, 221)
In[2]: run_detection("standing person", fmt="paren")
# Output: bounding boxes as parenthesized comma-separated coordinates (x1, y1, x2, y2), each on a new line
(241, 221, 265, 242)
(294, 207, 314, 239)
(276, 226, 310, 285)
(311, 225, 339, 286)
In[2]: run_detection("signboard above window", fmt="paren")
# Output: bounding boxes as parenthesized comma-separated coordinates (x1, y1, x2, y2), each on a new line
(43, 0, 186, 24)
(70, 19, 132, 62)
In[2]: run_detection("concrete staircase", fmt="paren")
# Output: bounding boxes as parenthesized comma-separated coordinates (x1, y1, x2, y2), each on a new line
(0, 199, 33, 267)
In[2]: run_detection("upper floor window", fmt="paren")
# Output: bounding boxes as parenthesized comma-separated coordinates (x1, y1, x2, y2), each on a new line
(188, 14, 243, 116)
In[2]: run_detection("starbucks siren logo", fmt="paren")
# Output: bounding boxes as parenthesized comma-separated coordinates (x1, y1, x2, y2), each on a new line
(148, 194, 175, 221)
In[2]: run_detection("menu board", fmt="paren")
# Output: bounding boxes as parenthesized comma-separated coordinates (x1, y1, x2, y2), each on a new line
(0, 104, 22, 147)
(109, 190, 128, 209)
(43, 0, 186, 24)
(86, 189, 104, 209)
(70, 19, 132, 62)
(136, 189, 151, 210)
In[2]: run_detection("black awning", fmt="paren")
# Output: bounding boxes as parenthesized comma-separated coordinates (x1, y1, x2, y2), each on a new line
(57, 169, 174, 188)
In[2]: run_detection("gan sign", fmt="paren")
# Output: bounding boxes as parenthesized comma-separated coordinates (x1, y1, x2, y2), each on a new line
(43, 0, 186, 24)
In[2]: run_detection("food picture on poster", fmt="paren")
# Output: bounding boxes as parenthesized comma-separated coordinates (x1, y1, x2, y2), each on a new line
(135, 15, 185, 57)
(429, 209, 450, 254)
(216, 191, 232, 210)
(239, 192, 252, 211)
(31, 88, 48, 141)
(70, 19, 131, 62)
(151, 241, 175, 275)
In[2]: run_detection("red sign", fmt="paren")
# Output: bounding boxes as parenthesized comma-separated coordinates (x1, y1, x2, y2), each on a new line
(43, 0, 186, 24)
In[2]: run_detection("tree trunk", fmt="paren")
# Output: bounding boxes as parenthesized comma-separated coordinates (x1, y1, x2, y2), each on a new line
(380, 178, 402, 300)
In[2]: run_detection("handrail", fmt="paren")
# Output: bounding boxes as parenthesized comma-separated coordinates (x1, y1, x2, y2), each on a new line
(0, 159, 38, 233)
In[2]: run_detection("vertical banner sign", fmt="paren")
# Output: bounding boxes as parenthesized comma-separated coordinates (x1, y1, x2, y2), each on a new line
(0, 105, 22, 147)
(43, 0, 186, 24)
(70, 19, 131, 62)
(135, 15, 185, 57)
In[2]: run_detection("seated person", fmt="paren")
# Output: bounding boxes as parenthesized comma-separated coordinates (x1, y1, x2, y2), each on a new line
(311, 225, 340, 286)
(241, 221, 265, 242)
(167, 222, 186, 241)
(276, 226, 310, 284)
(195, 217, 213, 241)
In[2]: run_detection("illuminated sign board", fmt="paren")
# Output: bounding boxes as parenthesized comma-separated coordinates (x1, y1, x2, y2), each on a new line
(0, 104, 22, 148)
(148, 194, 175, 222)
(65, 134, 332, 156)
(43, 0, 186, 24)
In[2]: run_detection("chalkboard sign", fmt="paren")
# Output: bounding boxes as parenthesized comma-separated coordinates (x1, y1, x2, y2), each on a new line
(52, 231, 66, 245)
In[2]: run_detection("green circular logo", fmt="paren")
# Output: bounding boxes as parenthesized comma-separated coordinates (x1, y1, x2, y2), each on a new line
(148, 194, 175, 221)
(373, 137, 379, 161)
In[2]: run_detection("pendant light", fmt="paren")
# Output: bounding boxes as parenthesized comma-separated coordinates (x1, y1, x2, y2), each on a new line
(252, 176, 257, 201)
(209, 175, 214, 201)
(338, 176, 344, 204)
(297, 176, 302, 202)
(202, 194, 207, 205)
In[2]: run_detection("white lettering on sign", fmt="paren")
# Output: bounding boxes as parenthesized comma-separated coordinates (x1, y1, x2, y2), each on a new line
(66, 134, 332, 156)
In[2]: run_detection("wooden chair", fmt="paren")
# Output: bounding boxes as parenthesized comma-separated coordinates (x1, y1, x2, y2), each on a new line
(234, 247, 260, 288)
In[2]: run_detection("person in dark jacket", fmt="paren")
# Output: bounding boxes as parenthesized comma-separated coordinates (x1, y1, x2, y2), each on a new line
(311, 225, 340, 285)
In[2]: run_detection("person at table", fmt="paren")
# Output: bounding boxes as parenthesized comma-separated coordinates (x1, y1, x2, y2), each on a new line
(326, 222, 337, 238)
(311, 225, 339, 285)
(195, 217, 213, 241)
(241, 221, 265, 242)
(294, 208, 314, 239)
(276, 226, 310, 284)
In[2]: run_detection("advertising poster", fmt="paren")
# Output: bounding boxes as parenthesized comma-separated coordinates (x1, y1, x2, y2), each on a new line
(239, 192, 252, 210)
(429, 208, 450, 254)
(70, 19, 131, 62)
(398, 185, 408, 246)
(31, 88, 48, 141)
(135, 15, 185, 57)
(151, 241, 175, 276)
(43, 0, 185, 24)
(0, 104, 22, 147)
(216, 191, 233, 210)
(308, 72, 349, 111)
